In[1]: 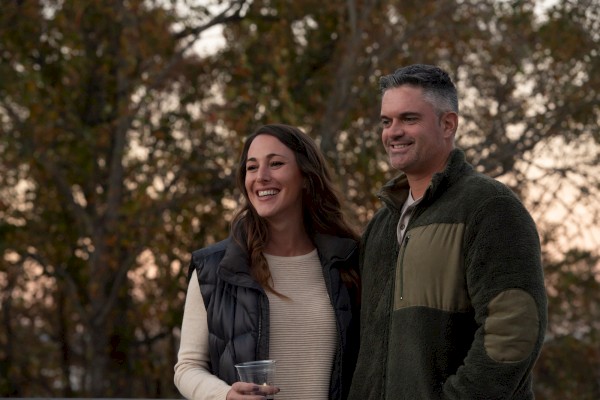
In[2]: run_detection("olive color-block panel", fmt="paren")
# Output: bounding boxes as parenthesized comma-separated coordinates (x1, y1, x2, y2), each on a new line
(484, 289, 540, 362)
(394, 223, 470, 312)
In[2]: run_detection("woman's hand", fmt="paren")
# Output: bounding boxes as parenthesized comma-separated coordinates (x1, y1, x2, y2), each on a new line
(226, 381, 279, 399)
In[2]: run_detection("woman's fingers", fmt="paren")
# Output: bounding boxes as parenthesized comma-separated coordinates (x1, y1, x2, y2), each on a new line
(227, 382, 280, 399)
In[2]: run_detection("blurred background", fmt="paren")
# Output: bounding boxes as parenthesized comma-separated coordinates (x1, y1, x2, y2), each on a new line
(0, 0, 598, 398)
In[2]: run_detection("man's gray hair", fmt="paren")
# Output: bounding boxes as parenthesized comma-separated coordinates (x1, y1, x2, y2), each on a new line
(379, 64, 459, 115)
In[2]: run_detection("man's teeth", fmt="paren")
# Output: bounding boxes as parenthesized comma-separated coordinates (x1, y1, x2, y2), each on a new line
(258, 189, 279, 197)
(391, 143, 409, 149)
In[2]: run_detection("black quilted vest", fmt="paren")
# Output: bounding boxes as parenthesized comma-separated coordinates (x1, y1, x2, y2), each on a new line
(189, 233, 360, 400)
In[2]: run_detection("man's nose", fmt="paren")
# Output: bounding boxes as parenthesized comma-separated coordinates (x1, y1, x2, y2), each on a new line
(388, 120, 404, 136)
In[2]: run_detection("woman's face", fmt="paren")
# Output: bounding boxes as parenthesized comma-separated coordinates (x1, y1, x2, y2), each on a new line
(244, 134, 305, 224)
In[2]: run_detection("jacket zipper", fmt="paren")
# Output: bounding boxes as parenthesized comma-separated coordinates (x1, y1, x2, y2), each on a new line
(384, 227, 409, 397)
(398, 234, 410, 300)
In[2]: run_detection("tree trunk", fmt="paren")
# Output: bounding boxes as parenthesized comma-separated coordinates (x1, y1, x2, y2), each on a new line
(88, 322, 109, 396)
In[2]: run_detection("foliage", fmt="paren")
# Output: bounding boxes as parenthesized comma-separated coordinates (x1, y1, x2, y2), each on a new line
(0, 0, 598, 397)
(535, 246, 600, 398)
(0, 0, 243, 396)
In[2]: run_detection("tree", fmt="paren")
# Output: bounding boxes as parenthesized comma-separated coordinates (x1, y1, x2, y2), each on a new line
(204, 0, 600, 397)
(0, 0, 598, 397)
(534, 247, 600, 398)
(0, 0, 246, 396)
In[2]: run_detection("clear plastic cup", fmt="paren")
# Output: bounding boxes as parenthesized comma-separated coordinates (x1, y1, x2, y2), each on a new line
(235, 359, 277, 399)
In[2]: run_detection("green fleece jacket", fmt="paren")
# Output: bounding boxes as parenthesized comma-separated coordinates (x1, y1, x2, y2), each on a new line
(348, 149, 547, 400)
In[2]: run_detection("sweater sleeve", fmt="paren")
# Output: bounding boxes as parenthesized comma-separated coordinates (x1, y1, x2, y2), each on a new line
(443, 194, 548, 399)
(174, 270, 232, 400)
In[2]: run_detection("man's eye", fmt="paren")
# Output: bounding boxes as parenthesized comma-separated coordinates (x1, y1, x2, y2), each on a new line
(381, 119, 391, 127)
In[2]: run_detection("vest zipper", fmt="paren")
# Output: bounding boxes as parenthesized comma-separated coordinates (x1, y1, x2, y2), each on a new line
(257, 292, 267, 359)
(323, 261, 344, 399)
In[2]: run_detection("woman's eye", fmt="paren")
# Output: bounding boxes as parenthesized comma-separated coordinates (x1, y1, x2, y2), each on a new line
(270, 161, 284, 167)
(246, 165, 257, 171)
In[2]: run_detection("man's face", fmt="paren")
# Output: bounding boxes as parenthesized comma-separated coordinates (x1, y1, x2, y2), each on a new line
(380, 85, 455, 180)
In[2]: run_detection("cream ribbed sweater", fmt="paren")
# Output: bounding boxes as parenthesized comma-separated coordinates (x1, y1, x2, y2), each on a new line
(174, 249, 337, 400)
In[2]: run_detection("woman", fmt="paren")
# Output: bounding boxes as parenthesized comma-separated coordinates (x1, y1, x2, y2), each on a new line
(174, 124, 360, 400)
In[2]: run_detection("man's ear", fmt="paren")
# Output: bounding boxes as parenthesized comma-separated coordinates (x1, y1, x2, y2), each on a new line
(442, 112, 458, 139)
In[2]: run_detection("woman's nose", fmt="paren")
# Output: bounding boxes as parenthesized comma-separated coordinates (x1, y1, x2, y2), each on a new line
(257, 166, 271, 182)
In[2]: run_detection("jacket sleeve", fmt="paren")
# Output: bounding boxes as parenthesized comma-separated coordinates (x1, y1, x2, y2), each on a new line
(174, 270, 231, 400)
(443, 194, 548, 399)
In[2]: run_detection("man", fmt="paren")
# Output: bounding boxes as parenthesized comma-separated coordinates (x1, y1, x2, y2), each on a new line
(348, 64, 547, 399)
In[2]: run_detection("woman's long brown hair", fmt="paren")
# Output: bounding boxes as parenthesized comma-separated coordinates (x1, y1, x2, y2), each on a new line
(231, 124, 359, 296)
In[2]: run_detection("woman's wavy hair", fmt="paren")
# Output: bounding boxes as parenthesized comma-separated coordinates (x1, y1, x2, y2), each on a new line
(231, 124, 359, 295)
